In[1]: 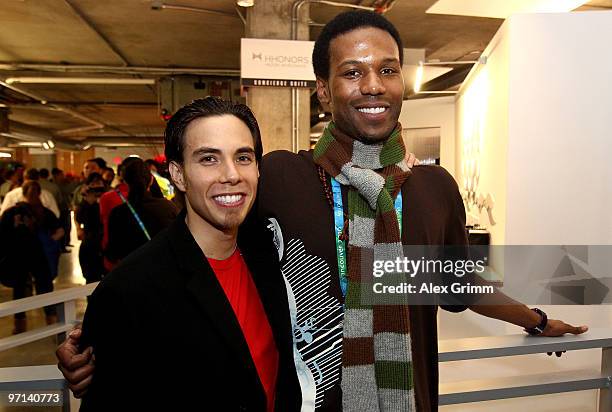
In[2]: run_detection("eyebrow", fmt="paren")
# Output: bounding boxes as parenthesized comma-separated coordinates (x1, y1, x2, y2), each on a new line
(338, 57, 400, 68)
(191, 146, 255, 158)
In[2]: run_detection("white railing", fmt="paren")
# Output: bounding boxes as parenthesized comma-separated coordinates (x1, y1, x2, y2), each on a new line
(439, 328, 612, 410)
(0, 282, 98, 412)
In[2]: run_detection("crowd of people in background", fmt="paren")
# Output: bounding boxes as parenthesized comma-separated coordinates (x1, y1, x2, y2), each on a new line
(0, 156, 180, 334)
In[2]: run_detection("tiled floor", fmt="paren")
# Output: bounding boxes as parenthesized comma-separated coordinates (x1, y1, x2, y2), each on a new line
(0, 220, 87, 411)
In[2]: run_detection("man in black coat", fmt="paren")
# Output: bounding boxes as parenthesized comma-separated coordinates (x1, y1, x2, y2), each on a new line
(70, 97, 301, 411)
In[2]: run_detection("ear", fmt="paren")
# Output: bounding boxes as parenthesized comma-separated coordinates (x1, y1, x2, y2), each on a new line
(168, 161, 186, 192)
(316, 77, 331, 106)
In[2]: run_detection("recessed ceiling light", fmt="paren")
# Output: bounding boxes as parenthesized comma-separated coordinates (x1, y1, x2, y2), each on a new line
(237, 0, 254, 7)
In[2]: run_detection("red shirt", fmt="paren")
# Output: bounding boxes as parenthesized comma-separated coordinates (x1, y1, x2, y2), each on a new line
(208, 249, 279, 412)
(99, 183, 129, 271)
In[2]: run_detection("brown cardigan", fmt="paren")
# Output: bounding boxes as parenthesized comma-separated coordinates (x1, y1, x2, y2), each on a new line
(258, 149, 469, 411)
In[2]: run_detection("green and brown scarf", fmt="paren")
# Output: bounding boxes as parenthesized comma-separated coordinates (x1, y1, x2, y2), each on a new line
(314, 122, 415, 412)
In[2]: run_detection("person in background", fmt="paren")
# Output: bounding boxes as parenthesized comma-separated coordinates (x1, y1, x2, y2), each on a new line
(0, 168, 60, 218)
(98, 157, 140, 272)
(52, 168, 75, 251)
(101, 167, 115, 188)
(0, 169, 21, 202)
(0, 181, 63, 333)
(39, 168, 62, 210)
(75, 173, 107, 284)
(105, 158, 178, 264)
(145, 158, 174, 200)
(72, 158, 107, 209)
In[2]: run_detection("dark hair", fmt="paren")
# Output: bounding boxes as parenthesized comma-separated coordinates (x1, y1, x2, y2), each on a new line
(123, 158, 152, 205)
(312, 10, 404, 80)
(22, 180, 41, 197)
(25, 168, 39, 181)
(93, 157, 107, 169)
(51, 168, 63, 176)
(85, 172, 104, 186)
(118, 156, 141, 178)
(144, 159, 160, 168)
(164, 97, 263, 165)
(39, 168, 50, 179)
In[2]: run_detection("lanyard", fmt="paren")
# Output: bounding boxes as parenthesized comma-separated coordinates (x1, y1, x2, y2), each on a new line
(330, 178, 402, 298)
(116, 189, 151, 241)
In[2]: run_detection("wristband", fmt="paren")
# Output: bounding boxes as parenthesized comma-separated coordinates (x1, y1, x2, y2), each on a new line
(524, 308, 548, 336)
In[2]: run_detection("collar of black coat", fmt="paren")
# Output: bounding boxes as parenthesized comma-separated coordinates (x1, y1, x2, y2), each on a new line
(164, 208, 282, 395)
(167, 208, 274, 269)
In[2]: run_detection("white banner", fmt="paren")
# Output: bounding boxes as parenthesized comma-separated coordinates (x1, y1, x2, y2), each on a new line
(241, 38, 316, 88)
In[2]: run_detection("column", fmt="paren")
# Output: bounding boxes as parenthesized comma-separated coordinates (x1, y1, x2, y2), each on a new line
(245, 0, 311, 153)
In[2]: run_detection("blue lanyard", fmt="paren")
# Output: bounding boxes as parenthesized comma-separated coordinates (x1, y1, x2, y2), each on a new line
(330, 178, 402, 298)
(116, 189, 151, 241)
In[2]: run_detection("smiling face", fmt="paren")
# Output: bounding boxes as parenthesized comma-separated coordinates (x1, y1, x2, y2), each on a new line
(169, 115, 258, 235)
(316, 27, 405, 143)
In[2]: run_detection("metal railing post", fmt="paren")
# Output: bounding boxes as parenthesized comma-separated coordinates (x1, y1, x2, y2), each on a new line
(600, 346, 612, 411)
(57, 299, 77, 342)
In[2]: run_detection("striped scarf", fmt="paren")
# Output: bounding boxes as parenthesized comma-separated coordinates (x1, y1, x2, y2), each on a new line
(313, 122, 415, 412)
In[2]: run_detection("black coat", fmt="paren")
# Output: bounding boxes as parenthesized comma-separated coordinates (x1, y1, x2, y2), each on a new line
(80, 212, 301, 411)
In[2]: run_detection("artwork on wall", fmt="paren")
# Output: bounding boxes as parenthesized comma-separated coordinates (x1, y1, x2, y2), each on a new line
(460, 85, 496, 227)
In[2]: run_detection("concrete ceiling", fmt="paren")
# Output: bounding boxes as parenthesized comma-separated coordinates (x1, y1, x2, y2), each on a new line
(0, 0, 609, 148)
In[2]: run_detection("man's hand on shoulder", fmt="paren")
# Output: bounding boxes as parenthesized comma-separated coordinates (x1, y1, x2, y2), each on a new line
(406, 152, 419, 169)
(56, 325, 95, 398)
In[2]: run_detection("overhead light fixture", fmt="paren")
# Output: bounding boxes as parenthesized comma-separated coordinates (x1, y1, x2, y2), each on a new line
(15, 142, 44, 147)
(237, 0, 254, 7)
(414, 56, 487, 94)
(318, 113, 325, 118)
(47, 140, 55, 149)
(81, 144, 92, 151)
(5, 77, 156, 85)
(414, 63, 424, 93)
(42, 142, 50, 150)
(0, 152, 12, 158)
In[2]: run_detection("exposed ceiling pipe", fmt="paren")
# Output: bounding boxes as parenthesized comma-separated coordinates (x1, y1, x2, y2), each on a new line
(5, 77, 156, 85)
(7, 121, 53, 141)
(235, 7, 247, 25)
(151, 1, 239, 19)
(3, 121, 81, 150)
(6, 102, 157, 108)
(73, 136, 164, 149)
(0, 78, 47, 103)
(0, 64, 240, 77)
(0, 79, 106, 135)
(63, 0, 130, 67)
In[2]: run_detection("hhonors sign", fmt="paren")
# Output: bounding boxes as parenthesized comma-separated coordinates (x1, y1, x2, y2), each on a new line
(241, 38, 316, 88)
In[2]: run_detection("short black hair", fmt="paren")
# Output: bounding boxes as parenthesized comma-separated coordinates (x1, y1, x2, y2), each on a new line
(164, 97, 263, 165)
(93, 157, 107, 169)
(39, 168, 50, 179)
(312, 10, 404, 80)
(51, 167, 63, 176)
(85, 172, 104, 185)
(25, 168, 39, 181)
